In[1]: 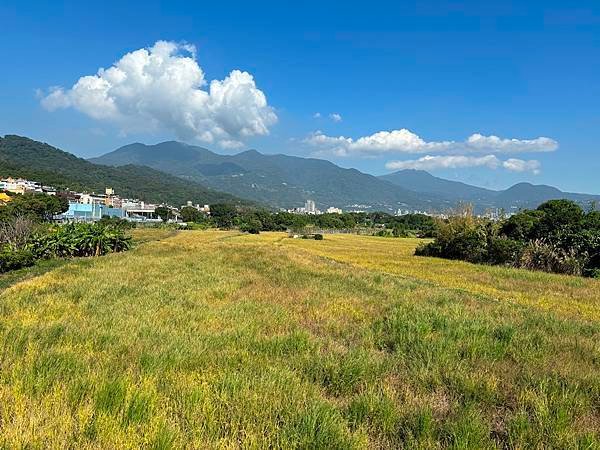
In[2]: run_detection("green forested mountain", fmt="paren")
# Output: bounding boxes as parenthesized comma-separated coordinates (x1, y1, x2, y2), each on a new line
(0, 135, 250, 206)
(92, 140, 600, 212)
(91, 141, 441, 211)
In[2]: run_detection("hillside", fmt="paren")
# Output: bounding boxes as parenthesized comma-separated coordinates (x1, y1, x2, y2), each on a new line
(0, 135, 250, 206)
(93, 141, 600, 212)
(381, 169, 600, 211)
(0, 230, 598, 447)
(91, 141, 442, 211)
(380, 169, 496, 202)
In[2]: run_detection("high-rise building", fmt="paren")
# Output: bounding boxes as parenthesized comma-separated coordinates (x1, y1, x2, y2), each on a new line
(305, 199, 316, 214)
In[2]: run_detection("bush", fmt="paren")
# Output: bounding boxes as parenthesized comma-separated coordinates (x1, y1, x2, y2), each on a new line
(314, 234, 324, 240)
(0, 248, 35, 273)
(97, 216, 135, 230)
(518, 240, 582, 276)
(29, 223, 131, 259)
(416, 200, 600, 277)
(239, 218, 261, 234)
(0, 215, 36, 250)
(487, 236, 523, 265)
(415, 215, 489, 263)
(392, 226, 410, 238)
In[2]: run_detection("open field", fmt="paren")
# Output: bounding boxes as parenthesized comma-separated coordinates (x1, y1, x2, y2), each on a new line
(0, 230, 599, 448)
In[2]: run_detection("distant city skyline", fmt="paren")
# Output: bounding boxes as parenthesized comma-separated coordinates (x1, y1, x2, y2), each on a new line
(1, 1, 599, 194)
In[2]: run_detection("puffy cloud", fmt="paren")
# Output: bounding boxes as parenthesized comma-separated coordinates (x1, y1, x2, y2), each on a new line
(502, 158, 541, 174)
(306, 128, 557, 157)
(385, 155, 541, 174)
(385, 155, 501, 171)
(306, 129, 453, 157)
(329, 113, 342, 122)
(41, 41, 277, 148)
(466, 134, 557, 153)
(313, 112, 322, 118)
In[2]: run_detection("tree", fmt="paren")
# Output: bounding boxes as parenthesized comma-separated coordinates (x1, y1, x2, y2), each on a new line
(239, 218, 261, 234)
(181, 206, 203, 223)
(0, 193, 68, 222)
(210, 203, 238, 229)
(500, 210, 543, 241)
(154, 206, 172, 222)
(584, 210, 600, 231)
(534, 199, 584, 238)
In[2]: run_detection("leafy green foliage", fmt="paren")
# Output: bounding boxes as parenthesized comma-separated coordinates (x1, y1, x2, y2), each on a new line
(30, 223, 131, 258)
(0, 193, 68, 222)
(232, 210, 436, 237)
(417, 199, 600, 277)
(154, 206, 172, 222)
(180, 206, 207, 224)
(239, 218, 261, 234)
(0, 220, 131, 273)
(96, 215, 135, 230)
(0, 248, 35, 273)
(210, 203, 238, 229)
(0, 135, 251, 207)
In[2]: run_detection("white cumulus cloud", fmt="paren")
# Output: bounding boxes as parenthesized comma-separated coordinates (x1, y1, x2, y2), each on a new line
(385, 155, 541, 174)
(329, 113, 342, 122)
(466, 134, 557, 153)
(41, 40, 277, 148)
(385, 155, 501, 171)
(305, 128, 557, 157)
(502, 158, 541, 174)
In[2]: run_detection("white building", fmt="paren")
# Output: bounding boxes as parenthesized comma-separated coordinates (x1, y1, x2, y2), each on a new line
(326, 207, 343, 214)
(183, 201, 210, 213)
(79, 193, 107, 205)
(0, 177, 42, 194)
(305, 199, 316, 214)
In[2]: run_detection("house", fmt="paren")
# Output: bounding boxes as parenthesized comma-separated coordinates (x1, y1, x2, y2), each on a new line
(58, 202, 126, 222)
(0, 177, 43, 194)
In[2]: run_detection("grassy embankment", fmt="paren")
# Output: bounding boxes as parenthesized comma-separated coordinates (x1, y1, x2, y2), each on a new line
(0, 230, 598, 448)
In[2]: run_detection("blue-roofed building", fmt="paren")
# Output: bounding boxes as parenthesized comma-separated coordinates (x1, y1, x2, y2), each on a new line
(58, 202, 126, 222)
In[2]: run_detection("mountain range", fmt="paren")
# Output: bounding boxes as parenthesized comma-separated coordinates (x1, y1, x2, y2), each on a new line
(1, 135, 597, 213)
(0, 135, 249, 207)
(91, 141, 439, 211)
(92, 141, 600, 212)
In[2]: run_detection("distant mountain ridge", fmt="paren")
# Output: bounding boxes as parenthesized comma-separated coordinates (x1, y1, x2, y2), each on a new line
(0, 135, 251, 207)
(381, 169, 600, 211)
(91, 141, 442, 211)
(91, 140, 600, 212)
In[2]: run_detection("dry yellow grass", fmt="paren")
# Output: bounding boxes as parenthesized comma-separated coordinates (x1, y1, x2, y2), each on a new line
(0, 230, 598, 448)
(282, 233, 600, 322)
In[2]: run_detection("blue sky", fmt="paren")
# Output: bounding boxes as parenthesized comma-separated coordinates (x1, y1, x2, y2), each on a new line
(1, 1, 599, 193)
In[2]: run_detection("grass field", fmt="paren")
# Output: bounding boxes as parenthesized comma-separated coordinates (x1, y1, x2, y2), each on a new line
(0, 230, 599, 448)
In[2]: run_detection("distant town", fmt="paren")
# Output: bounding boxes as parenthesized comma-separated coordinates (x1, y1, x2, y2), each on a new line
(1, 176, 508, 222)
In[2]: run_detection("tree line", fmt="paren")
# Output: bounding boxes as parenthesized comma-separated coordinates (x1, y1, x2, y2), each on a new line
(177, 204, 437, 237)
(416, 200, 600, 277)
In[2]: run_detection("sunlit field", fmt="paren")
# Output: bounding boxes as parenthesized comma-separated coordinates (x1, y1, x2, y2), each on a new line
(1, 230, 599, 448)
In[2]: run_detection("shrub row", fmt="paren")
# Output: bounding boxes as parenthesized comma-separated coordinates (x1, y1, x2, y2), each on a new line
(416, 200, 600, 277)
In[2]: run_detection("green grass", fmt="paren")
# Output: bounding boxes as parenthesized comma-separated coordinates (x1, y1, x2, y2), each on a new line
(0, 258, 69, 293)
(0, 230, 598, 448)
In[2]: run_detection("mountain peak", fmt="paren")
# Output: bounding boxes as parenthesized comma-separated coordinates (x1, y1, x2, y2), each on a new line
(88, 139, 600, 212)
(236, 149, 262, 157)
